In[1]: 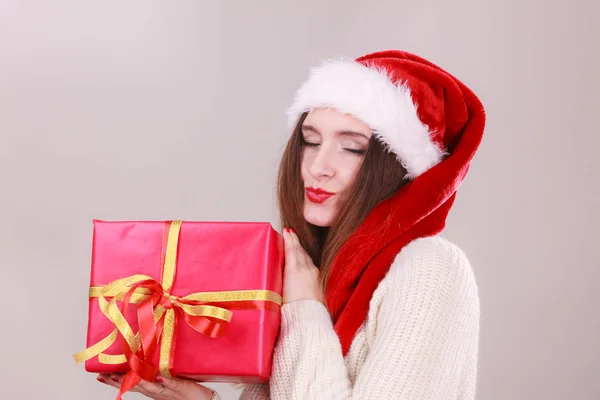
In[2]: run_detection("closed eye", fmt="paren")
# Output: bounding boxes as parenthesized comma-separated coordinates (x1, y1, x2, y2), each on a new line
(301, 136, 320, 147)
(301, 137, 366, 155)
(345, 148, 366, 155)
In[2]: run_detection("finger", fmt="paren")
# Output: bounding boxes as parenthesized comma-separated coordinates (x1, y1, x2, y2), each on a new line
(161, 376, 217, 399)
(97, 374, 123, 390)
(288, 229, 299, 247)
(156, 376, 188, 395)
(289, 230, 310, 266)
(283, 229, 297, 268)
(134, 378, 172, 398)
(108, 373, 141, 393)
(110, 373, 171, 398)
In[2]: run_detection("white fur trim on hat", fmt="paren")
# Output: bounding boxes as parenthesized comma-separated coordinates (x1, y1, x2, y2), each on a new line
(286, 59, 446, 179)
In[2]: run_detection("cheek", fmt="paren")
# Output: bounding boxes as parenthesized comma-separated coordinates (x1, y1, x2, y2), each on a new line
(337, 160, 362, 191)
(300, 150, 312, 180)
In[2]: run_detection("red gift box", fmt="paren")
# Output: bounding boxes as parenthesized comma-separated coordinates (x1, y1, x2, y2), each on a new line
(74, 220, 283, 395)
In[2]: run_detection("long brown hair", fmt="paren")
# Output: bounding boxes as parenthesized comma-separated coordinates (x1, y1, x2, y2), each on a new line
(277, 112, 409, 298)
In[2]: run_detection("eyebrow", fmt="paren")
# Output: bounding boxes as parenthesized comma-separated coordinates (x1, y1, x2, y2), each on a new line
(302, 124, 370, 140)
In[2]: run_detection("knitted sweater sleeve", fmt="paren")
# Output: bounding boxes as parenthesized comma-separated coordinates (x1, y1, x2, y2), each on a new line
(239, 237, 480, 399)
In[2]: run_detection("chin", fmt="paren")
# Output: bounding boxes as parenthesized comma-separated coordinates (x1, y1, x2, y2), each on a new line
(303, 203, 334, 227)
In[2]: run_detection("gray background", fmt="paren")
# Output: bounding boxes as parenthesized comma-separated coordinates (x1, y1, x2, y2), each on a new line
(1, 1, 598, 399)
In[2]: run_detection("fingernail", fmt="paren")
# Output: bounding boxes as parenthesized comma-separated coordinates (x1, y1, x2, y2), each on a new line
(291, 228, 296, 234)
(97, 376, 105, 383)
(156, 376, 164, 383)
(284, 227, 289, 232)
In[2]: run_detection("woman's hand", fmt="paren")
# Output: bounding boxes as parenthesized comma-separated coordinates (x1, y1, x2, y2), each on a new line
(97, 373, 216, 400)
(282, 228, 324, 304)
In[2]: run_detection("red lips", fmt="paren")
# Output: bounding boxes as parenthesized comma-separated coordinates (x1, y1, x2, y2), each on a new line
(305, 187, 335, 204)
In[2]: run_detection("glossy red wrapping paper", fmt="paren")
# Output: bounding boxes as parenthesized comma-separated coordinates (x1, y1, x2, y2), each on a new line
(83, 220, 283, 383)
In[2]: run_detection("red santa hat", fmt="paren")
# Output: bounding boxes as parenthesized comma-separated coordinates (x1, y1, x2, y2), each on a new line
(286, 49, 487, 355)
(286, 50, 482, 180)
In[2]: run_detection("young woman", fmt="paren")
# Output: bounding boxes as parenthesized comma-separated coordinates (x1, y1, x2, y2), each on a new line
(98, 49, 486, 399)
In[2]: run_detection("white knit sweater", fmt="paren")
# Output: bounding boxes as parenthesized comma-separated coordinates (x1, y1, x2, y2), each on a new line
(217, 236, 480, 400)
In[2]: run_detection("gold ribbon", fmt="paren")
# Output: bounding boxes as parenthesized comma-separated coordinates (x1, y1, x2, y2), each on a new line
(73, 220, 282, 377)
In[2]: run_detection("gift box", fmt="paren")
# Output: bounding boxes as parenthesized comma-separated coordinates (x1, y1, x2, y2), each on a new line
(74, 220, 283, 392)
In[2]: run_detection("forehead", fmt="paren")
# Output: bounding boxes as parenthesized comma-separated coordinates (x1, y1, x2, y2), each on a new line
(303, 108, 373, 138)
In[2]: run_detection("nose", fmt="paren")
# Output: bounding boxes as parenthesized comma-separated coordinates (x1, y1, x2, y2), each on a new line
(308, 145, 335, 179)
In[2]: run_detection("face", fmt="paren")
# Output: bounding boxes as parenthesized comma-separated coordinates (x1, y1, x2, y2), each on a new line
(300, 108, 373, 227)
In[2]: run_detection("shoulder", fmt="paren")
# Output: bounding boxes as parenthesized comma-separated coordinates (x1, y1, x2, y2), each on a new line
(369, 235, 479, 322)
(393, 235, 471, 268)
(388, 235, 477, 289)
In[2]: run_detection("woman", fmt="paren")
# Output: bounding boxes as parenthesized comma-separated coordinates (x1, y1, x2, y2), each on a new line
(98, 49, 486, 399)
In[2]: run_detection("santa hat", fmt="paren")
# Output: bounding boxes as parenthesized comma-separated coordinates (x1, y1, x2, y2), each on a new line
(286, 50, 486, 355)
(286, 50, 482, 180)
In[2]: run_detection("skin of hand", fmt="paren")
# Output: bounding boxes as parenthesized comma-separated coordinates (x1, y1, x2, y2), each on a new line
(96, 373, 216, 400)
(282, 228, 324, 304)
